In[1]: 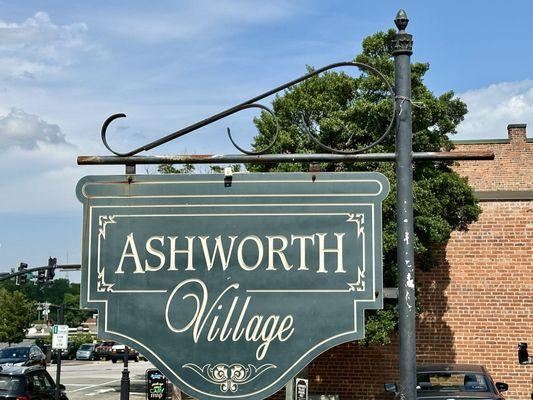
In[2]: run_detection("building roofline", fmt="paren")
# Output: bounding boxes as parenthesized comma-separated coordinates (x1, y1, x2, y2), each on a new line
(452, 138, 533, 144)
(453, 139, 510, 144)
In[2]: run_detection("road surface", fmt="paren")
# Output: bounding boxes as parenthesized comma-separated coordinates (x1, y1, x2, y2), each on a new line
(47, 359, 163, 399)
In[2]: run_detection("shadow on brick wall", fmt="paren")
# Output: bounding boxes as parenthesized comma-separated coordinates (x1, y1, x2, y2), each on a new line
(268, 246, 456, 400)
(416, 246, 456, 365)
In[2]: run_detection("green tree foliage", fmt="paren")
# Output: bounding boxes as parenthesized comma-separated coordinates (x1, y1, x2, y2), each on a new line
(69, 333, 95, 352)
(250, 30, 481, 343)
(0, 279, 92, 326)
(0, 289, 34, 345)
(1, 278, 78, 305)
(209, 164, 242, 173)
(158, 163, 242, 174)
(158, 163, 195, 174)
(64, 293, 92, 327)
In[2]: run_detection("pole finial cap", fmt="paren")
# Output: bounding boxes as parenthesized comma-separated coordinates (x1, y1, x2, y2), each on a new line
(395, 9, 409, 31)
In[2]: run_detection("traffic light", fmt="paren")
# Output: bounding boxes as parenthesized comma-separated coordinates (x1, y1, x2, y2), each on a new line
(18, 263, 28, 285)
(37, 269, 46, 284)
(46, 257, 56, 282)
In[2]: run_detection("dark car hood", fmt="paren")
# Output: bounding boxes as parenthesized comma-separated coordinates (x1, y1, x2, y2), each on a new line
(418, 392, 498, 400)
(0, 357, 27, 365)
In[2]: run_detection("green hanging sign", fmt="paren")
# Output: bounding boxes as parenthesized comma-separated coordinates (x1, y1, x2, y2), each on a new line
(77, 172, 389, 400)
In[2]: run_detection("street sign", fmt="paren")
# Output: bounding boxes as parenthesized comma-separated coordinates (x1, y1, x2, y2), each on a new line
(146, 369, 168, 400)
(295, 378, 308, 400)
(52, 325, 69, 350)
(77, 172, 389, 400)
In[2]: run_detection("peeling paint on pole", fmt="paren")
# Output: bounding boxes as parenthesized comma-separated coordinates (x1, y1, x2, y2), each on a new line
(393, 9, 417, 400)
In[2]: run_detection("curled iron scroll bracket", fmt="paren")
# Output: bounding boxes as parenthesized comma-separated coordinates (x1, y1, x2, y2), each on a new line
(100, 61, 396, 157)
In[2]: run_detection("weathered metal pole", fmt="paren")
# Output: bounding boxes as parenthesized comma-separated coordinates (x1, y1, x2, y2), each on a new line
(120, 160, 133, 400)
(120, 346, 130, 400)
(393, 9, 416, 400)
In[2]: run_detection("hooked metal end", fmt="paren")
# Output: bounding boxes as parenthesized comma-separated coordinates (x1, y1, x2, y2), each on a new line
(101, 113, 128, 156)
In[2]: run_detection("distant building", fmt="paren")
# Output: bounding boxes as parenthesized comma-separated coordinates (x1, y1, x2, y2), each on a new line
(82, 316, 98, 334)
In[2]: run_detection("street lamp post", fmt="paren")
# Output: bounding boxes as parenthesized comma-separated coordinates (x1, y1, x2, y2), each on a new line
(393, 9, 417, 400)
(120, 346, 130, 400)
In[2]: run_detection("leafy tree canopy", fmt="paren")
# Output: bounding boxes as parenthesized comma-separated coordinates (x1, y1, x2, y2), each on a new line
(0, 278, 79, 305)
(64, 292, 93, 327)
(0, 288, 34, 345)
(0, 278, 92, 326)
(249, 29, 481, 344)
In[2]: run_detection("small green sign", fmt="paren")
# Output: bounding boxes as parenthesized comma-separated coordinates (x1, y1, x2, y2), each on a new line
(77, 172, 389, 400)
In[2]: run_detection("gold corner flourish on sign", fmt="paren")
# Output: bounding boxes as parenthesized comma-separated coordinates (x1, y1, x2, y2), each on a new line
(346, 213, 366, 291)
(97, 267, 114, 292)
(97, 215, 116, 292)
(98, 215, 116, 238)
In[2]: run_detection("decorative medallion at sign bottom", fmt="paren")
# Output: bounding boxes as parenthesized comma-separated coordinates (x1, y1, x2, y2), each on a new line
(77, 172, 389, 400)
(183, 363, 276, 392)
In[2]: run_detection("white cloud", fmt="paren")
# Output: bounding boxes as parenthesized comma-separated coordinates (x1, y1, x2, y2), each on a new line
(0, 12, 90, 80)
(457, 80, 533, 139)
(0, 108, 70, 151)
(107, 0, 305, 43)
(0, 123, 119, 214)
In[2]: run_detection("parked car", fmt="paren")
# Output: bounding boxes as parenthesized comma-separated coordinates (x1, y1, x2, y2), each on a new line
(385, 364, 508, 399)
(110, 344, 139, 363)
(76, 344, 97, 361)
(0, 345, 46, 368)
(51, 342, 77, 361)
(0, 365, 68, 399)
(94, 341, 116, 361)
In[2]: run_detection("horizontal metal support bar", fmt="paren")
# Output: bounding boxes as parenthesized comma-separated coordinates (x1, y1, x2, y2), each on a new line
(383, 287, 399, 299)
(78, 151, 494, 166)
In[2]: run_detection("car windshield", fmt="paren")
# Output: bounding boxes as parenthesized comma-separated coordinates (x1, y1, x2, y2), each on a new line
(0, 347, 29, 359)
(417, 372, 490, 393)
(0, 376, 23, 394)
(79, 345, 93, 351)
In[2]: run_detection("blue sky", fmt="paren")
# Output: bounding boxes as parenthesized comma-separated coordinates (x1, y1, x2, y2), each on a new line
(1, 1, 533, 278)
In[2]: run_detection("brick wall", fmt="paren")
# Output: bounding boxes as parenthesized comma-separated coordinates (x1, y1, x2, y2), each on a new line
(416, 200, 533, 399)
(269, 124, 533, 400)
(453, 124, 533, 191)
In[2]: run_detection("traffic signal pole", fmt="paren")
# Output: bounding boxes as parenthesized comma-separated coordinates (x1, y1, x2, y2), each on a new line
(0, 263, 81, 282)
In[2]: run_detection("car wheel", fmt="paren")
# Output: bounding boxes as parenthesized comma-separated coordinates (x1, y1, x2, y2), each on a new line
(134, 356, 139, 362)
(111, 358, 117, 363)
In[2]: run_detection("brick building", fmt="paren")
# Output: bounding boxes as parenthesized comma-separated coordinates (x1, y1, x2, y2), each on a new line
(271, 124, 532, 399)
